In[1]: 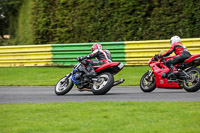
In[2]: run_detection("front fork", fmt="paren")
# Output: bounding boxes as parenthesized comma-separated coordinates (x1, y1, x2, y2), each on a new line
(65, 73, 72, 78)
(146, 70, 154, 82)
(59, 73, 72, 84)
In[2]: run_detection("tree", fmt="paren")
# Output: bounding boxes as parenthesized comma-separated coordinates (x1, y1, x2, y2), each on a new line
(0, 0, 22, 39)
(0, 0, 8, 39)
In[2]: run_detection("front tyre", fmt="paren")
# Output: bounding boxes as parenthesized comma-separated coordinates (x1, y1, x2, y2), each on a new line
(55, 76, 74, 95)
(183, 68, 200, 92)
(91, 72, 114, 95)
(140, 71, 156, 92)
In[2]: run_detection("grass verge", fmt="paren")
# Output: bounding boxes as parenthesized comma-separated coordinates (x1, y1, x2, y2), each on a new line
(0, 66, 149, 86)
(0, 102, 200, 133)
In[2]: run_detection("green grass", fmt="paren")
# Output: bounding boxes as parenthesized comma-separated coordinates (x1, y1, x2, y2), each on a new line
(0, 66, 149, 86)
(0, 102, 200, 133)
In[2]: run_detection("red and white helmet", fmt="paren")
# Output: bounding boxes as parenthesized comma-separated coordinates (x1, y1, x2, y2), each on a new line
(92, 43, 102, 52)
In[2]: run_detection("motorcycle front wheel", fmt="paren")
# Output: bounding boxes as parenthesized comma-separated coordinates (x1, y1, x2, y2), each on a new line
(55, 76, 74, 95)
(91, 72, 114, 95)
(183, 68, 200, 92)
(140, 71, 156, 92)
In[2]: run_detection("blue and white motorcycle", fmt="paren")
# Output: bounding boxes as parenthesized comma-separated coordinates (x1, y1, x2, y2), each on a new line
(55, 60, 124, 95)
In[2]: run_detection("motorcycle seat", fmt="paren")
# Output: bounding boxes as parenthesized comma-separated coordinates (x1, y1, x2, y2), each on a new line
(184, 54, 200, 63)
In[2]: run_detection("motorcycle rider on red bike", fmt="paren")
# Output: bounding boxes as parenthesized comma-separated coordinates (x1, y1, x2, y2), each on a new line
(160, 36, 191, 77)
(77, 43, 112, 77)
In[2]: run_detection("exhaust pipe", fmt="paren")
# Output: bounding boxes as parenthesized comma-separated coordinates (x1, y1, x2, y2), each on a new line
(113, 79, 125, 86)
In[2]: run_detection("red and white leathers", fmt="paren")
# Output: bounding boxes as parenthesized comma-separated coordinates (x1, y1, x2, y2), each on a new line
(77, 43, 113, 76)
(161, 42, 191, 73)
(77, 43, 112, 76)
(162, 42, 190, 57)
(77, 48, 112, 76)
(81, 49, 112, 66)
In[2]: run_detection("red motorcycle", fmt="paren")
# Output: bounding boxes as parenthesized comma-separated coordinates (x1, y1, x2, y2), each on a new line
(55, 60, 124, 95)
(140, 52, 200, 92)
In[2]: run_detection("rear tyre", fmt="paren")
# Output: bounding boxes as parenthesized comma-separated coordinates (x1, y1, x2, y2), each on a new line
(140, 71, 156, 92)
(91, 72, 114, 95)
(55, 76, 74, 95)
(183, 68, 200, 92)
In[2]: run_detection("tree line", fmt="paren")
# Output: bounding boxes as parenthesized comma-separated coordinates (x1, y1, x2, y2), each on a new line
(1, 0, 200, 45)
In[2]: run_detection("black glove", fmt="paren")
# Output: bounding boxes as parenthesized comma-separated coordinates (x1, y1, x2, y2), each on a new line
(77, 56, 87, 61)
(77, 57, 83, 61)
(158, 54, 163, 58)
(154, 54, 162, 61)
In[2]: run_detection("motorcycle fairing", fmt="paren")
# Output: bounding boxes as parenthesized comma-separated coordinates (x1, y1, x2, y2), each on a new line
(150, 62, 181, 88)
(164, 54, 200, 64)
(95, 62, 120, 71)
(184, 54, 200, 63)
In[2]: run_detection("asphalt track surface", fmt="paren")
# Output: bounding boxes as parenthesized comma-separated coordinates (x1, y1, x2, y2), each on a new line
(0, 86, 200, 104)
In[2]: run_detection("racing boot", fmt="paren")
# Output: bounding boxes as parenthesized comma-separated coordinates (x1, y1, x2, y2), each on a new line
(167, 64, 178, 78)
(86, 64, 96, 77)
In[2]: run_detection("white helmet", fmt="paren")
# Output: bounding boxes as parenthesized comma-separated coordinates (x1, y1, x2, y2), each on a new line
(170, 36, 181, 45)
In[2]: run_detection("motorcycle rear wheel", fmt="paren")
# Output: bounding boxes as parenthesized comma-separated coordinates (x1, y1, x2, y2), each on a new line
(140, 71, 156, 92)
(183, 68, 200, 92)
(91, 72, 114, 95)
(55, 76, 74, 95)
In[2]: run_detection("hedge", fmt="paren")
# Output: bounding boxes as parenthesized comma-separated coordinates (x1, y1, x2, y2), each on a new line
(12, 0, 200, 45)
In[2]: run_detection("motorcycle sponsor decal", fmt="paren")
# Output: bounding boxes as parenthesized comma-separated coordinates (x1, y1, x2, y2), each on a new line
(160, 80, 164, 84)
